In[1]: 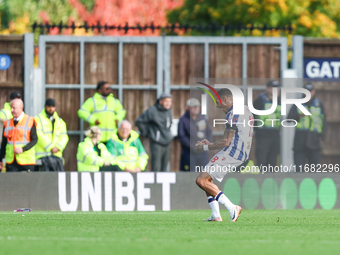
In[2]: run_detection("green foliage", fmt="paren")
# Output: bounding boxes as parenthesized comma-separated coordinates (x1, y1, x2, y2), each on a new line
(166, 0, 340, 37)
(1, 0, 78, 30)
(79, 0, 95, 12)
(0, 0, 12, 29)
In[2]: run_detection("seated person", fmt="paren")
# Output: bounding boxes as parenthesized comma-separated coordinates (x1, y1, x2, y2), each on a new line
(106, 120, 149, 172)
(77, 126, 112, 172)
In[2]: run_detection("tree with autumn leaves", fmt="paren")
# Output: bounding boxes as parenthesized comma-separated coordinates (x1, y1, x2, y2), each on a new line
(166, 0, 340, 37)
(0, 0, 183, 35)
(0, 0, 78, 34)
(67, 0, 183, 35)
(0, 0, 340, 37)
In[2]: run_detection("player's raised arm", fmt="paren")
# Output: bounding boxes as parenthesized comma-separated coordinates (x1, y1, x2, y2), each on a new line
(209, 127, 236, 150)
(195, 127, 236, 152)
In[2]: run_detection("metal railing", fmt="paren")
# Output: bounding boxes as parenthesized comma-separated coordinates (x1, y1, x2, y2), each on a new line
(32, 21, 294, 35)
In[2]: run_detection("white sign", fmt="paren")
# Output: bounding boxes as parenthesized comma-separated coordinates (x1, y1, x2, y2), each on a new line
(304, 59, 340, 78)
(58, 172, 176, 212)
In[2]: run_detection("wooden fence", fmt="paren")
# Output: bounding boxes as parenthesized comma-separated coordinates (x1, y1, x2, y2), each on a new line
(0, 35, 24, 114)
(304, 38, 340, 165)
(43, 41, 281, 171)
(4, 35, 339, 171)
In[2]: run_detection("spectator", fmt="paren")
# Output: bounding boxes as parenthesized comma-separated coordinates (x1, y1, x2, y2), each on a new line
(0, 91, 21, 120)
(178, 98, 212, 172)
(0, 99, 37, 172)
(135, 92, 173, 172)
(35, 98, 69, 171)
(77, 126, 112, 172)
(78, 81, 126, 144)
(106, 120, 149, 172)
(287, 83, 327, 170)
(253, 80, 281, 168)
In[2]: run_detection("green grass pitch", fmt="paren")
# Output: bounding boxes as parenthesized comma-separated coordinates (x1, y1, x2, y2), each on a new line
(1, 210, 339, 255)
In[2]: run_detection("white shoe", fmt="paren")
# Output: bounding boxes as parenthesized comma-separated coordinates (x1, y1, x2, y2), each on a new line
(204, 215, 223, 221)
(230, 205, 242, 222)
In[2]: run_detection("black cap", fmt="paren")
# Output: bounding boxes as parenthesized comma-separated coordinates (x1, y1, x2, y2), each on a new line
(158, 92, 173, 100)
(304, 83, 314, 91)
(45, 98, 56, 107)
(266, 80, 280, 87)
(10, 91, 21, 100)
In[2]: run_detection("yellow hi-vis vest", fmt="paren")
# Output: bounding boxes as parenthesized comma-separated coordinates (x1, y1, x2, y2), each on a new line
(3, 114, 36, 165)
(77, 137, 113, 172)
(106, 130, 149, 171)
(35, 110, 69, 159)
(78, 93, 126, 142)
(296, 99, 324, 134)
(0, 102, 12, 120)
(257, 93, 281, 129)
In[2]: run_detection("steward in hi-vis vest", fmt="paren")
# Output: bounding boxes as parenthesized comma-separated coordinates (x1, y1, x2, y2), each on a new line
(106, 120, 149, 172)
(78, 81, 126, 143)
(288, 83, 327, 170)
(0, 91, 21, 121)
(0, 99, 37, 172)
(35, 99, 69, 171)
(77, 126, 114, 172)
(253, 80, 281, 169)
(0, 102, 11, 121)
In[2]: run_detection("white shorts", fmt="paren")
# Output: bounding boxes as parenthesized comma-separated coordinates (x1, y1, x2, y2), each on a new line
(205, 150, 244, 182)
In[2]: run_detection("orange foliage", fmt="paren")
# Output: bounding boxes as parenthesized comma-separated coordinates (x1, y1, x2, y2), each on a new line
(66, 0, 184, 35)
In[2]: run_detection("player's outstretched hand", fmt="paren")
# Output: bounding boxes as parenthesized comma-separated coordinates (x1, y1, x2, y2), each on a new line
(195, 141, 205, 152)
(195, 143, 203, 152)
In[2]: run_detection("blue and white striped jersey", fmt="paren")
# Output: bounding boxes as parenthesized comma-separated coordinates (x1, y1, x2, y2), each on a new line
(222, 105, 254, 162)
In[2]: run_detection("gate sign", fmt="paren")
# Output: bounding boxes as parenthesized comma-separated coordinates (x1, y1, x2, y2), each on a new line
(304, 58, 340, 79)
(0, 54, 11, 70)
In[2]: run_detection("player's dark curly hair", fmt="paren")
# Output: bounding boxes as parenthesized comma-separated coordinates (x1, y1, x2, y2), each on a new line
(217, 88, 232, 99)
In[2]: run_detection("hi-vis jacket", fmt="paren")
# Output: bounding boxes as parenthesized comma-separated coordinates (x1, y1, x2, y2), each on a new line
(295, 98, 324, 134)
(0, 102, 12, 120)
(3, 114, 35, 165)
(77, 137, 113, 172)
(257, 93, 281, 130)
(287, 97, 327, 150)
(35, 110, 69, 159)
(78, 93, 126, 142)
(106, 130, 149, 171)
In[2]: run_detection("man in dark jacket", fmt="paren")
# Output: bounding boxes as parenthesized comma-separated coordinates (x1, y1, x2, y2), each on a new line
(135, 93, 173, 172)
(287, 83, 327, 171)
(253, 80, 281, 168)
(178, 98, 212, 172)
